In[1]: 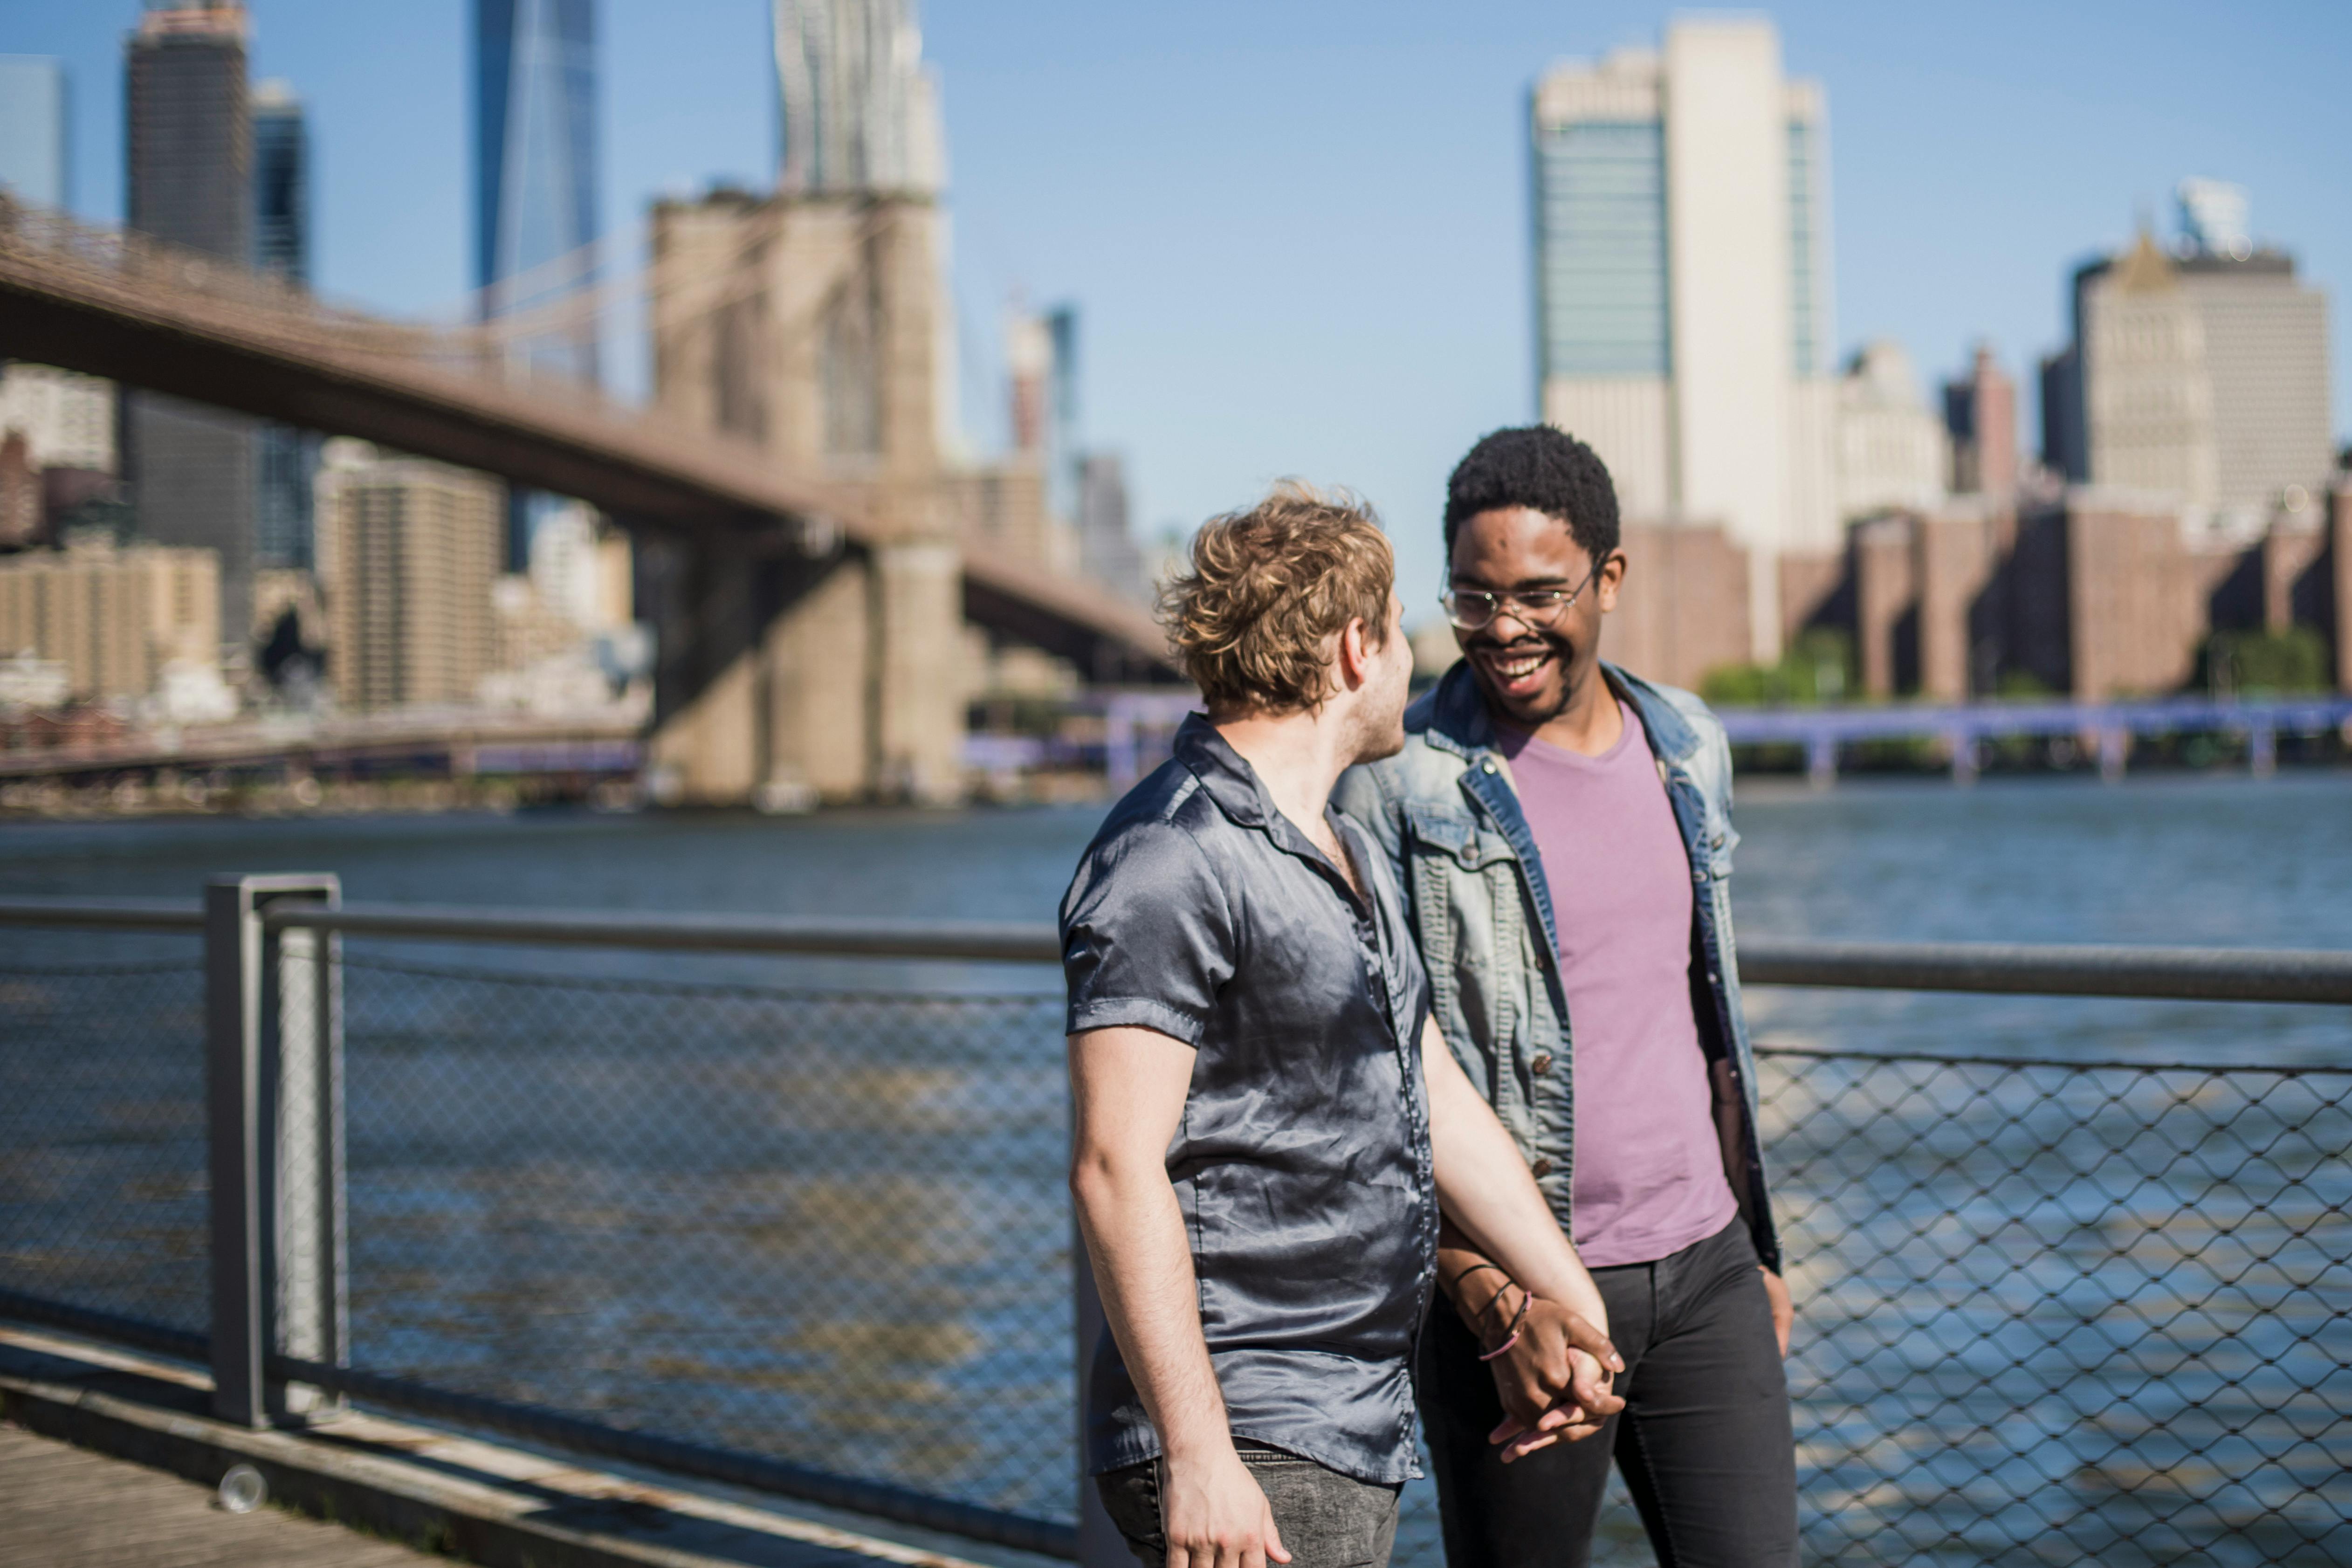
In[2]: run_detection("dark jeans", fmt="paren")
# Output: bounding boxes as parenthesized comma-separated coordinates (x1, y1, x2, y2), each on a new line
(1420, 1217, 1797, 1568)
(1098, 1441, 1403, 1568)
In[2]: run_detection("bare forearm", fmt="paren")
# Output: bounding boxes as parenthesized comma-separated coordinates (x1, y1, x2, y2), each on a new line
(1073, 1157, 1231, 1460)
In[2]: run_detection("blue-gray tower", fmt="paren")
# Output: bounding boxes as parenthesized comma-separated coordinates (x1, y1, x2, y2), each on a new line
(474, 0, 599, 566)
(252, 79, 316, 571)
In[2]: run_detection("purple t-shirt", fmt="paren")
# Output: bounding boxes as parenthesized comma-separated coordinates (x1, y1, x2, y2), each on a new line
(1497, 701, 1738, 1268)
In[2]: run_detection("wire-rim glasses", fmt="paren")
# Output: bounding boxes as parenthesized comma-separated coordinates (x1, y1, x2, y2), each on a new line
(1440, 562, 1603, 632)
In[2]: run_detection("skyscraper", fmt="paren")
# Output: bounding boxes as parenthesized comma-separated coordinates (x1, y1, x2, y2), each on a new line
(2046, 192, 2331, 522)
(252, 79, 316, 572)
(773, 0, 942, 195)
(1532, 18, 1835, 657)
(252, 80, 307, 277)
(474, 0, 600, 566)
(124, 0, 257, 647)
(0, 56, 68, 209)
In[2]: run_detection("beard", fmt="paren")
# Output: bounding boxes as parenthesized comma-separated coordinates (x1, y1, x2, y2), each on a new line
(1347, 667, 1411, 764)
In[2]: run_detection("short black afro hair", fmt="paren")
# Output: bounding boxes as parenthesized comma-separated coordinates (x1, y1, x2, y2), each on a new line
(1442, 426, 1619, 564)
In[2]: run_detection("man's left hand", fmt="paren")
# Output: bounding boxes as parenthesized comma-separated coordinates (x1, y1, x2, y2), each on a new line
(1760, 1266, 1791, 1358)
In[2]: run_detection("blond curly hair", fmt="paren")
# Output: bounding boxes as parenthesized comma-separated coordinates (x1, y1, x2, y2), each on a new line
(1158, 482, 1395, 715)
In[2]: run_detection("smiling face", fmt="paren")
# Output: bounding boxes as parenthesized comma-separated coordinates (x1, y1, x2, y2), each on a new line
(1450, 505, 1623, 729)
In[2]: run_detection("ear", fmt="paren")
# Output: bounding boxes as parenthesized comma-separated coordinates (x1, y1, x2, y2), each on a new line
(1596, 549, 1628, 613)
(1337, 617, 1374, 691)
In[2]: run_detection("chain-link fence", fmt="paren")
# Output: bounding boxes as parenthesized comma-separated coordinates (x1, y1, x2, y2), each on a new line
(1760, 1049, 2349, 1567)
(0, 956, 209, 1338)
(335, 955, 1072, 1521)
(2, 934, 2347, 1565)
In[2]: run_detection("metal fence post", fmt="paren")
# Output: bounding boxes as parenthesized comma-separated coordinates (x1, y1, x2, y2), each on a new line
(204, 873, 340, 1429)
(273, 876, 345, 1418)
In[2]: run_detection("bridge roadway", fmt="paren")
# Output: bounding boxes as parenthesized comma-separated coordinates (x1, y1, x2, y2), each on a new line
(0, 199, 1167, 682)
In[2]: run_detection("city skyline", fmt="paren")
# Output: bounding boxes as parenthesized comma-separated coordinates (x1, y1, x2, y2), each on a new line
(7, 1, 2348, 612)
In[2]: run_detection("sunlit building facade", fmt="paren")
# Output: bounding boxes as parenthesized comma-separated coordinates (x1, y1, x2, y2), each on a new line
(1533, 17, 1835, 657)
(2046, 201, 2332, 526)
(773, 0, 941, 195)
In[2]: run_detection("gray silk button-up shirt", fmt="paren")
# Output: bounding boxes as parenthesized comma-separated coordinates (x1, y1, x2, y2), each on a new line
(1061, 714, 1438, 1485)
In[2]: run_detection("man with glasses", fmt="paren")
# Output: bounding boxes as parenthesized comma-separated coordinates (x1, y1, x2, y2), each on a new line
(1334, 428, 1796, 1568)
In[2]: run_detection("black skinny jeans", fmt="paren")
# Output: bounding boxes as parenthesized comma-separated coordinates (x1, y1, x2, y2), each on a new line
(1419, 1217, 1797, 1568)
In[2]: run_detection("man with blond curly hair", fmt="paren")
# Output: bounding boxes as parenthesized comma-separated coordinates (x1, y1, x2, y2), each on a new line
(1063, 483, 1624, 1568)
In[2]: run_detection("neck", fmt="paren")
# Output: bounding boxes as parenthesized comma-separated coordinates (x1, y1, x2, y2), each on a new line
(1521, 659, 1623, 756)
(1213, 705, 1357, 838)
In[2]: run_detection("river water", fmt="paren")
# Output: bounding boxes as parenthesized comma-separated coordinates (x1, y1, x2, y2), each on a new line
(4, 770, 2348, 1063)
(3, 773, 2348, 1564)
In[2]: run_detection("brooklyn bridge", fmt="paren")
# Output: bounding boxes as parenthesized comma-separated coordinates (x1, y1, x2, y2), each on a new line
(0, 194, 1176, 807)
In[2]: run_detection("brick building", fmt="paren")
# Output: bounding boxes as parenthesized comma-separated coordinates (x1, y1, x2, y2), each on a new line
(1604, 479, 2352, 704)
(1829, 483, 2351, 701)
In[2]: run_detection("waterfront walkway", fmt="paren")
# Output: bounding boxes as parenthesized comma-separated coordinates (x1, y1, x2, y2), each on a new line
(0, 1324, 1014, 1568)
(0, 1423, 437, 1568)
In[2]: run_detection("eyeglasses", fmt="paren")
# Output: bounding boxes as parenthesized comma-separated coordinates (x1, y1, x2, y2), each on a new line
(1440, 563, 1603, 632)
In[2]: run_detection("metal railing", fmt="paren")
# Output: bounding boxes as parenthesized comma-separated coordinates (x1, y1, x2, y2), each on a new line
(1, 884, 2346, 1567)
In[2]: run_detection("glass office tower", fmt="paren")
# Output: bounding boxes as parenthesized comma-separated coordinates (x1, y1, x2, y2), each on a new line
(252, 80, 316, 572)
(773, 0, 938, 195)
(475, 0, 599, 565)
(0, 56, 68, 209)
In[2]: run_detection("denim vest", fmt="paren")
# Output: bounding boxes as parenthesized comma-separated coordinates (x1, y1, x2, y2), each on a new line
(1333, 661, 1781, 1272)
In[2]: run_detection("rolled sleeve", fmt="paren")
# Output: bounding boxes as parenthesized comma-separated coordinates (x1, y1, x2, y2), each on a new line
(1059, 819, 1234, 1046)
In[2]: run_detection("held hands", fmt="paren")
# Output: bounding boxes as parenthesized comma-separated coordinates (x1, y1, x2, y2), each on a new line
(1161, 1442, 1291, 1568)
(1480, 1294, 1626, 1463)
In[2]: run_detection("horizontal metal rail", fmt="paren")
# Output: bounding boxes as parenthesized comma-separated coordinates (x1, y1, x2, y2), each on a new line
(7, 895, 2351, 1004)
(1736, 938, 2352, 1005)
(0, 897, 206, 933)
(264, 902, 1067, 962)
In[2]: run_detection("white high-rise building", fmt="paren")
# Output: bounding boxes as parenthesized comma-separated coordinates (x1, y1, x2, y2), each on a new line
(773, 0, 942, 196)
(1533, 18, 1835, 658)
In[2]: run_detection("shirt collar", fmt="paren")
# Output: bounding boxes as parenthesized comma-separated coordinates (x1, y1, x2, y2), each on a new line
(1172, 712, 1272, 829)
(1173, 712, 1371, 908)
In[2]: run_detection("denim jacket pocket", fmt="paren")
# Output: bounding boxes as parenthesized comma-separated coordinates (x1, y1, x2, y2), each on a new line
(1403, 801, 1515, 873)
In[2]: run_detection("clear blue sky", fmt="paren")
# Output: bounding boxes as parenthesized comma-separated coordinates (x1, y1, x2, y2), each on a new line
(11, 1, 2350, 609)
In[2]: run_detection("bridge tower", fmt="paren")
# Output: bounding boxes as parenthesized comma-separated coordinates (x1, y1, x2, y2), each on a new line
(644, 189, 963, 806)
